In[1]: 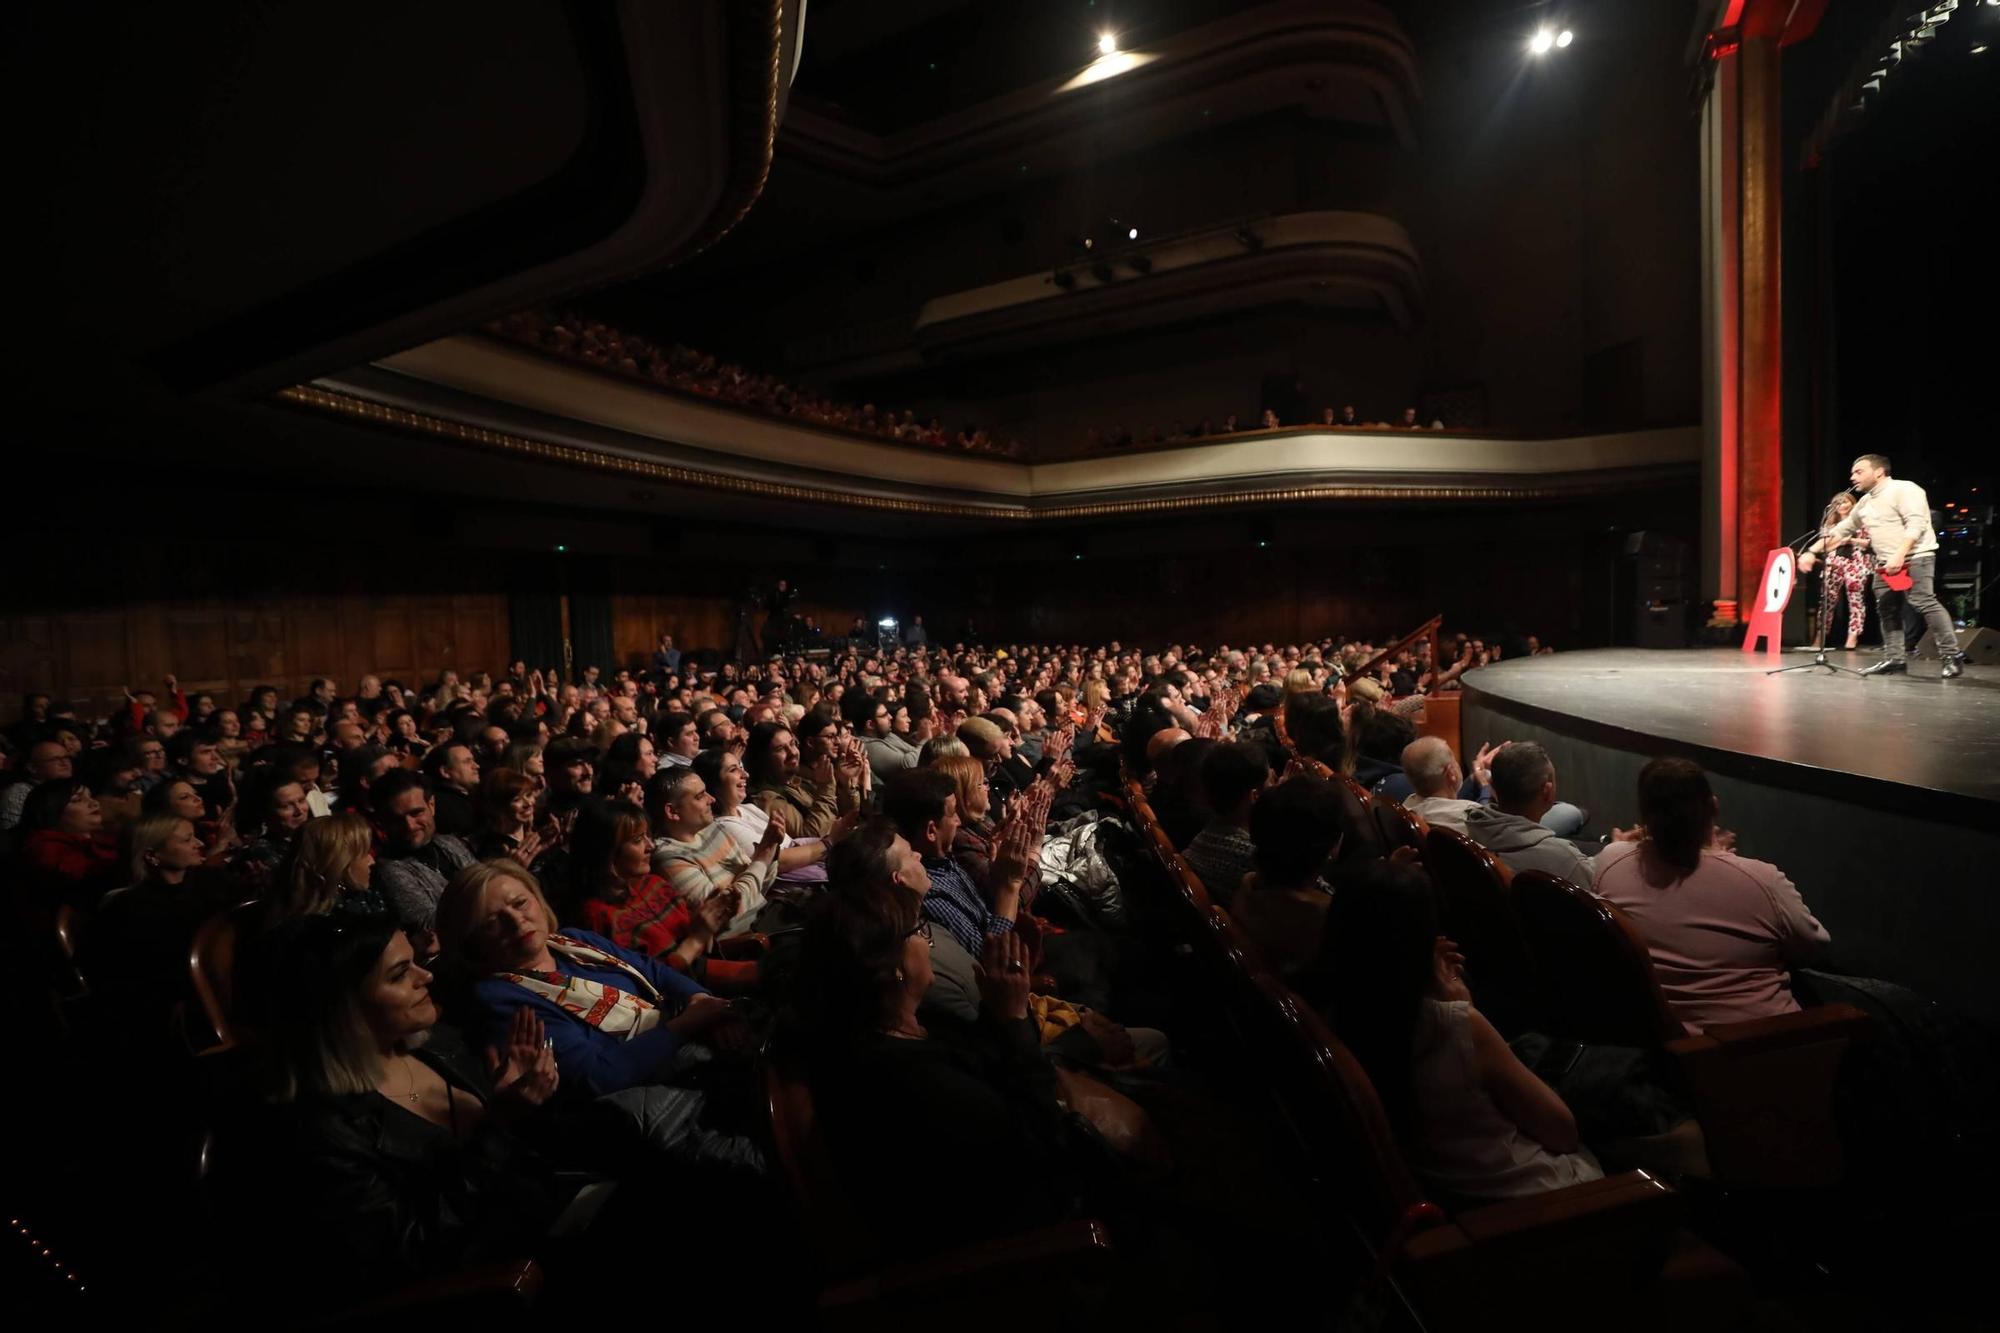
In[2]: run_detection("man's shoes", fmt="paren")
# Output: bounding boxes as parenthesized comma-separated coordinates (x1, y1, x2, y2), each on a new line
(1942, 653, 1965, 680)
(1860, 659, 1908, 677)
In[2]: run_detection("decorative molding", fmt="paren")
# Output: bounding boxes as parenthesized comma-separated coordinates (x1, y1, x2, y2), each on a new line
(278, 383, 1697, 523)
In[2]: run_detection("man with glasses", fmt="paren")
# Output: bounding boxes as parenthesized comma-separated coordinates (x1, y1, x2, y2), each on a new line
(843, 689, 917, 782)
(0, 738, 72, 829)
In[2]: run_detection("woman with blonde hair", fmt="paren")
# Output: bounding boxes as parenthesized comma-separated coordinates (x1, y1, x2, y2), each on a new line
(267, 812, 377, 923)
(85, 814, 238, 1037)
(434, 858, 764, 1168)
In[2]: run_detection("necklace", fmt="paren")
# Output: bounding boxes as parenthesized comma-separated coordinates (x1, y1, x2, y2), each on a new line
(392, 1057, 421, 1102)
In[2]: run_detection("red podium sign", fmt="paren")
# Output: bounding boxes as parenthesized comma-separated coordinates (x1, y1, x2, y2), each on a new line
(1741, 547, 1794, 657)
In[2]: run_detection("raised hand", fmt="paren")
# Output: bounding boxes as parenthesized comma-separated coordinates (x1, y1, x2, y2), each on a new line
(758, 805, 788, 851)
(1431, 936, 1471, 1003)
(992, 816, 1039, 883)
(488, 1008, 560, 1108)
(807, 750, 836, 787)
(974, 931, 1032, 1022)
(696, 890, 737, 936)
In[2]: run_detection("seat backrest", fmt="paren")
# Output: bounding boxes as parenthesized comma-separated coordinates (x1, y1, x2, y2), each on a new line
(1243, 972, 1440, 1258)
(1371, 793, 1426, 856)
(1510, 870, 1685, 1047)
(51, 901, 90, 995)
(1421, 826, 1544, 1037)
(188, 899, 259, 1052)
(760, 1052, 874, 1278)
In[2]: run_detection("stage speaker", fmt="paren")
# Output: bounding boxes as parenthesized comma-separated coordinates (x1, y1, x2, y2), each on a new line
(1911, 626, 1999, 663)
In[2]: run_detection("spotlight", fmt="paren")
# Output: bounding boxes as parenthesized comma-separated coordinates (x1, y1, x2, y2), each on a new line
(1530, 29, 1555, 54)
(1083, 237, 1094, 250)
(1557, 29, 1574, 48)
(1097, 32, 1117, 56)
(1127, 226, 1139, 240)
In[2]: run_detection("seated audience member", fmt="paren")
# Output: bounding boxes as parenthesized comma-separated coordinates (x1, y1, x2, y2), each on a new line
(929, 753, 1005, 886)
(259, 906, 566, 1298)
(265, 812, 378, 924)
(1463, 743, 1596, 885)
(335, 743, 400, 815)
(881, 767, 1031, 957)
(1284, 691, 1345, 770)
(422, 740, 481, 838)
(1318, 862, 1602, 1199)
(645, 768, 778, 935)
(1150, 735, 1217, 851)
(370, 769, 476, 931)
(471, 767, 561, 880)
(596, 734, 654, 806)
(2, 738, 73, 829)
(1399, 737, 1490, 833)
(1594, 758, 1830, 1034)
(543, 737, 598, 820)
(827, 819, 1166, 1072)
(847, 689, 918, 781)
(918, 735, 969, 766)
(435, 860, 763, 1168)
(17, 778, 122, 905)
(1351, 709, 1420, 796)
(654, 712, 700, 770)
(83, 813, 240, 1037)
(143, 770, 237, 859)
(575, 795, 746, 985)
(691, 748, 830, 887)
(227, 764, 318, 897)
(746, 721, 858, 840)
(790, 858, 1082, 1256)
(1237, 777, 1343, 982)
(1182, 741, 1270, 906)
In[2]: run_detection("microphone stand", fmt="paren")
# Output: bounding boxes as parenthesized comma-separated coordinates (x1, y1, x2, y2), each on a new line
(1768, 502, 1869, 678)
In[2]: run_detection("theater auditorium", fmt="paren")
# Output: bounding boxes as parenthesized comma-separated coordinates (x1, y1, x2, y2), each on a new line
(5, 2, 1997, 1327)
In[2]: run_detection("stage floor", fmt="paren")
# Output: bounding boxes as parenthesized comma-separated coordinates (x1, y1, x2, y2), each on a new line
(1462, 647, 2000, 825)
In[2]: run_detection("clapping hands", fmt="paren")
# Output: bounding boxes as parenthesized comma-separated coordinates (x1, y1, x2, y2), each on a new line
(488, 1008, 561, 1110)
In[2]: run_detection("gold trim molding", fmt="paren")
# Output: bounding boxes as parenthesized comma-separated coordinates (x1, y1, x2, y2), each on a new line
(277, 384, 1687, 522)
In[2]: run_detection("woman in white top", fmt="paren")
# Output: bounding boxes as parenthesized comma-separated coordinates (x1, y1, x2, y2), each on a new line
(691, 747, 832, 885)
(1317, 862, 1602, 1200)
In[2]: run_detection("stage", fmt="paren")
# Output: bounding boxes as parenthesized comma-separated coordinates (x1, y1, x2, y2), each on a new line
(1461, 648, 2000, 1024)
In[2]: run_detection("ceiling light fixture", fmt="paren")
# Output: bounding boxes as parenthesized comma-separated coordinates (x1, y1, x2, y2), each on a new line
(1557, 29, 1574, 48)
(1097, 32, 1118, 57)
(1127, 226, 1139, 240)
(1530, 29, 1555, 54)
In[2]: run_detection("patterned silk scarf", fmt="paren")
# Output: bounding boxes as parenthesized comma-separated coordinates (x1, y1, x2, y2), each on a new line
(495, 935, 667, 1039)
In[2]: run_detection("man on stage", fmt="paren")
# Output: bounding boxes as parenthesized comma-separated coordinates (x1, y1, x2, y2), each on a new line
(1800, 454, 1962, 679)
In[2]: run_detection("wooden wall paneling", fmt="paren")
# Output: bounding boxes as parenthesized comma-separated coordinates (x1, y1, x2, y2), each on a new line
(0, 617, 61, 716)
(62, 612, 138, 724)
(228, 607, 290, 699)
(411, 599, 454, 679)
(291, 595, 348, 692)
(368, 605, 416, 684)
(453, 597, 507, 676)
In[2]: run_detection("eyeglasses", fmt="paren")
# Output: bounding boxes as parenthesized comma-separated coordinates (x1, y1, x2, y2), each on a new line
(906, 918, 934, 946)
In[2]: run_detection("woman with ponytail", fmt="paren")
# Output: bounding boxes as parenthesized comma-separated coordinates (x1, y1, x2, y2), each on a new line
(1594, 758, 1831, 1033)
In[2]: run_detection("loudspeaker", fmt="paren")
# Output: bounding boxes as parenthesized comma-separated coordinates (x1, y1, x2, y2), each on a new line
(1911, 625, 1999, 663)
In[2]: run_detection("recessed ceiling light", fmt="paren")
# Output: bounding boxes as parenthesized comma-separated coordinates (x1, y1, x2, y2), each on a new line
(1530, 29, 1555, 55)
(1557, 29, 1574, 48)
(1097, 32, 1117, 57)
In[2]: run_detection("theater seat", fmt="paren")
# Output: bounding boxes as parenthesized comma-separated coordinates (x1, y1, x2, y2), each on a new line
(1372, 794, 1427, 855)
(760, 1051, 1113, 1327)
(1421, 826, 1546, 1037)
(1510, 869, 1870, 1189)
(1242, 972, 1751, 1330)
(188, 900, 260, 1054)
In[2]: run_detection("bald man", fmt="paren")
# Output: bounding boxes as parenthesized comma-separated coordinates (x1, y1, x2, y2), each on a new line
(1403, 736, 1590, 839)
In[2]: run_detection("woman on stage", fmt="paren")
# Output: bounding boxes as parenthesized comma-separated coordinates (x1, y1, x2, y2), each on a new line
(1811, 490, 1873, 652)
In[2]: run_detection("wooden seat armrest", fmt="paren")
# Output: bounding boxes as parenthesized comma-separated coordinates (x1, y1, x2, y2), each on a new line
(820, 1218, 1113, 1309)
(1415, 1171, 1679, 1252)
(1666, 1003, 1868, 1189)
(1669, 1002, 1870, 1059)
(716, 933, 769, 961)
(305, 1258, 544, 1326)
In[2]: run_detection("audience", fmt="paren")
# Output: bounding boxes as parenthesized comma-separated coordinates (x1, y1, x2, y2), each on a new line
(1462, 743, 1596, 885)
(1237, 776, 1343, 981)
(1181, 741, 1270, 906)
(370, 769, 477, 931)
(1317, 861, 1603, 1199)
(1593, 758, 1830, 1034)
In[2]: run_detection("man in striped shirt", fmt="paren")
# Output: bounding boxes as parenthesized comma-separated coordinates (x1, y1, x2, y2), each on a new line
(882, 767, 1023, 955)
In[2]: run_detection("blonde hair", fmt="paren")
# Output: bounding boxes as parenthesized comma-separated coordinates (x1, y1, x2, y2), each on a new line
(919, 736, 969, 765)
(269, 813, 375, 922)
(1082, 679, 1110, 713)
(436, 858, 559, 973)
(956, 716, 1005, 759)
(125, 813, 191, 884)
(1347, 677, 1385, 704)
(1283, 668, 1317, 698)
(930, 754, 988, 824)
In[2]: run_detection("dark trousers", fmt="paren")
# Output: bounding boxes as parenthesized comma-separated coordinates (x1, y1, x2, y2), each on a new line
(1873, 554, 1958, 661)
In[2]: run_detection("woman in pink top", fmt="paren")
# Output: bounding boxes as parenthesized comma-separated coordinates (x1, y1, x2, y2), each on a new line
(1594, 758, 1830, 1034)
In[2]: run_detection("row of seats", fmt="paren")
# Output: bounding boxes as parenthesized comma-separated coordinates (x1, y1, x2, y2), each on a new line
(1118, 770, 1758, 1329)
